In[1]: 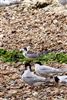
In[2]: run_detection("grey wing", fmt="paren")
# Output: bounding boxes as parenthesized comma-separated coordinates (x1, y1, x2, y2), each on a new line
(26, 53, 39, 58)
(31, 73, 46, 82)
(23, 76, 41, 85)
(39, 66, 60, 73)
(22, 73, 46, 86)
(39, 50, 49, 55)
(23, 76, 36, 85)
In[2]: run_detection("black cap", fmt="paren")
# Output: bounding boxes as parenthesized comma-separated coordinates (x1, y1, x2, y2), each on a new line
(35, 62, 42, 65)
(24, 47, 27, 51)
(54, 76, 59, 83)
(25, 62, 32, 71)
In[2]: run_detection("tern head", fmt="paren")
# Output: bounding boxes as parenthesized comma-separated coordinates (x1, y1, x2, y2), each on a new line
(23, 47, 27, 51)
(20, 46, 31, 52)
(20, 47, 27, 52)
(54, 76, 59, 83)
(35, 62, 43, 65)
(25, 62, 32, 71)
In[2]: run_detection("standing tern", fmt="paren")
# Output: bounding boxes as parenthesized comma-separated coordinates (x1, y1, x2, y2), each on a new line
(22, 47, 40, 58)
(54, 75, 67, 84)
(34, 62, 67, 77)
(21, 62, 48, 86)
(20, 46, 49, 59)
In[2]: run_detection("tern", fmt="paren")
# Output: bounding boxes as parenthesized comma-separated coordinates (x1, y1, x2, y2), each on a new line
(54, 75, 67, 84)
(20, 46, 49, 59)
(22, 47, 40, 58)
(34, 62, 67, 77)
(21, 62, 48, 86)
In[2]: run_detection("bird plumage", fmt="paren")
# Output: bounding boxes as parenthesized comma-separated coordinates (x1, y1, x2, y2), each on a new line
(34, 62, 67, 77)
(21, 62, 47, 86)
(20, 46, 49, 58)
(54, 75, 67, 83)
(20, 47, 41, 58)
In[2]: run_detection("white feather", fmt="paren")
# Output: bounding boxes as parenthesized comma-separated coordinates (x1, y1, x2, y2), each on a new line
(57, 75, 67, 83)
(35, 63, 67, 76)
(21, 67, 47, 86)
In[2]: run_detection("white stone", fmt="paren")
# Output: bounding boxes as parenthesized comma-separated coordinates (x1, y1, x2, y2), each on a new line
(0, 34, 3, 39)
(53, 19, 58, 24)
(26, 98, 33, 100)
(32, 91, 38, 97)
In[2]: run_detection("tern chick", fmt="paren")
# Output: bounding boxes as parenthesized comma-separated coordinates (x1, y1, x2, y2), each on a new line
(34, 62, 67, 77)
(21, 62, 48, 86)
(54, 75, 67, 84)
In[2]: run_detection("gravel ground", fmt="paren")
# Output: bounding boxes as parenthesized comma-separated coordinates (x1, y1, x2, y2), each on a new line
(0, 2, 67, 52)
(0, 1, 67, 100)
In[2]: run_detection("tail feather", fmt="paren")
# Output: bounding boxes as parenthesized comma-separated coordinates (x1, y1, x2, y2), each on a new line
(60, 68, 67, 73)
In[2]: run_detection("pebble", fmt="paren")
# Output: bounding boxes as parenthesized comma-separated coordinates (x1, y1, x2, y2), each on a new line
(11, 73, 20, 79)
(0, 98, 7, 100)
(53, 19, 58, 24)
(32, 91, 38, 97)
(0, 34, 4, 39)
(8, 90, 17, 95)
(0, 92, 4, 96)
(26, 98, 35, 100)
